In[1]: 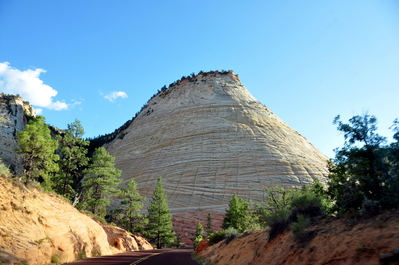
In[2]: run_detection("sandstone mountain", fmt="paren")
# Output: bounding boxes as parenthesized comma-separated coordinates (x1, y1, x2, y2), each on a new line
(104, 71, 329, 224)
(0, 176, 152, 265)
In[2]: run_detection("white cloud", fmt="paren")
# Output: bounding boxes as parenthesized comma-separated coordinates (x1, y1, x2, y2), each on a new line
(104, 91, 128, 102)
(0, 62, 68, 111)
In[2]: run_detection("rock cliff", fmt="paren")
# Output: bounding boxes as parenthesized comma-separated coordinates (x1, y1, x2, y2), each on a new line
(0, 176, 152, 265)
(0, 94, 35, 175)
(105, 71, 329, 219)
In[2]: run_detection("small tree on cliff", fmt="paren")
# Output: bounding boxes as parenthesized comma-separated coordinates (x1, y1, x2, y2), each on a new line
(16, 116, 59, 190)
(145, 177, 175, 248)
(80, 147, 121, 218)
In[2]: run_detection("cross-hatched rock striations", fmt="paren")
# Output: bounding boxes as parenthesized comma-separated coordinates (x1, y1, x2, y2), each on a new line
(105, 71, 329, 215)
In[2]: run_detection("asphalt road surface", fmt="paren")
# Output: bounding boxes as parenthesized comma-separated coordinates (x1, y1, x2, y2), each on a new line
(63, 248, 199, 265)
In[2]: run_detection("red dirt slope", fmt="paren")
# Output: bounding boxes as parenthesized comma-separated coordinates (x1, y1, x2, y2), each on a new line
(198, 210, 399, 265)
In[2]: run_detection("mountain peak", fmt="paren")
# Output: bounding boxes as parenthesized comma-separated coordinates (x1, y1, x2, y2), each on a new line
(106, 71, 329, 219)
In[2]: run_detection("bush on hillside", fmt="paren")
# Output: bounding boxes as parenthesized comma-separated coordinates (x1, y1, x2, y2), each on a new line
(208, 230, 226, 245)
(0, 159, 10, 177)
(265, 208, 291, 241)
(289, 188, 323, 221)
(291, 214, 311, 234)
(224, 227, 238, 244)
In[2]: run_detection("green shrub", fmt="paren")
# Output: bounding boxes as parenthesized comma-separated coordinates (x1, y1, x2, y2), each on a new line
(289, 190, 323, 220)
(51, 254, 60, 264)
(193, 235, 203, 249)
(265, 208, 291, 241)
(208, 230, 226, 245)
(291, 214, 311, 234)
(0, 159, 10, 177)
(224, 227, 238, 244)
(77, 251, 86, 260)
(359, 197, 381, 216)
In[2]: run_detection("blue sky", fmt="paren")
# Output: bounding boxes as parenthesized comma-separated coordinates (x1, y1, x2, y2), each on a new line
(1, 0, 398, 159)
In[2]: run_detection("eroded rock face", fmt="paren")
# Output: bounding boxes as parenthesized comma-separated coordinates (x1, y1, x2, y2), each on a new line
(0, 176, 152, 265)
(0, 95, 35, 175)
(106, 71, 329, 216)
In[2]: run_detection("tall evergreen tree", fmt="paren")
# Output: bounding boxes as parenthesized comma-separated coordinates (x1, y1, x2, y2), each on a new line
(194, 222, 204, 238)
(16, 116, 59, 190)
(112, 179, 147, 233)
(222, 194, 254, 233)
(145, 178, 175, 248)
(53, 119, 89, 200)
(206, 213, 213, 237)
(81, 147, 122, 218)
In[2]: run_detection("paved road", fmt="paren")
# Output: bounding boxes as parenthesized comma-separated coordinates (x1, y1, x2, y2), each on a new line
(63, 248, 199, 265)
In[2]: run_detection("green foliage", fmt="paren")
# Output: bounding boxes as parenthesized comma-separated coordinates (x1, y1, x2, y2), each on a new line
(51, 254, 60, 264)
(206, 213, 213, 236)
(16, 116, 59, 190)
(257, 185, 300, 226)
(224, 227, 238, 243)
(222, 194, 257, 233)
(291, 214, 311, 234)
(0, 159, 10, 177)
(326, 114, 399, 214)
(53, 120, 89, 200)
(67, 118, 85, 138)
(193, 235, 203, 249)
(111, 179, 147, 234)
(289, 186, 323, 219)
(77, 251, 86, 260)
(264, 208, 291, 241)
(145, 178, 176, 248)
(80, 210, 108, 224)
(207, 230, 226, 245)
(80, 147, 122, 218)
(195, 222, 204, 239)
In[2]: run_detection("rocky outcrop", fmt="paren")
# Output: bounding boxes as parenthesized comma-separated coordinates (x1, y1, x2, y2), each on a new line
(0, 94, 35, 175)
(105, 71, 329, 218)
(102, 224, 153, 251)
(0, 176, 152, 265)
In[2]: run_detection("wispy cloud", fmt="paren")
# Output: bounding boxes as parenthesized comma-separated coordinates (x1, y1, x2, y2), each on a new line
(104, 91, 128, 102)
(0, 62, 68, 111)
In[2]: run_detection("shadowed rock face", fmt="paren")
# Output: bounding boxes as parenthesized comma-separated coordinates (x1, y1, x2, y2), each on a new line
(106, 71, 329, 215)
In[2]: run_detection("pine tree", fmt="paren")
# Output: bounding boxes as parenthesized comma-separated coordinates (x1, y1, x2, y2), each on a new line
(53, 119, 89, 200)
(113, 179, 147, 233)
(81, 147, 122, 218)
(195, 222, 204, 238)
(206, 213, 213, 237)
(222, 194, 253, 233)
(145, 177, 175, 248)
(16, 116, 59, 190)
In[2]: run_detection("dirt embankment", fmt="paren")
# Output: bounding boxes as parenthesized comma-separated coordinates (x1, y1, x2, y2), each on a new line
(198, 211, 399, 265)
(0, 176, 152, 265)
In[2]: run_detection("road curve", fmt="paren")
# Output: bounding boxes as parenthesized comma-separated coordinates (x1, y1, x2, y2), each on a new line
(62, 248, 198, 265)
